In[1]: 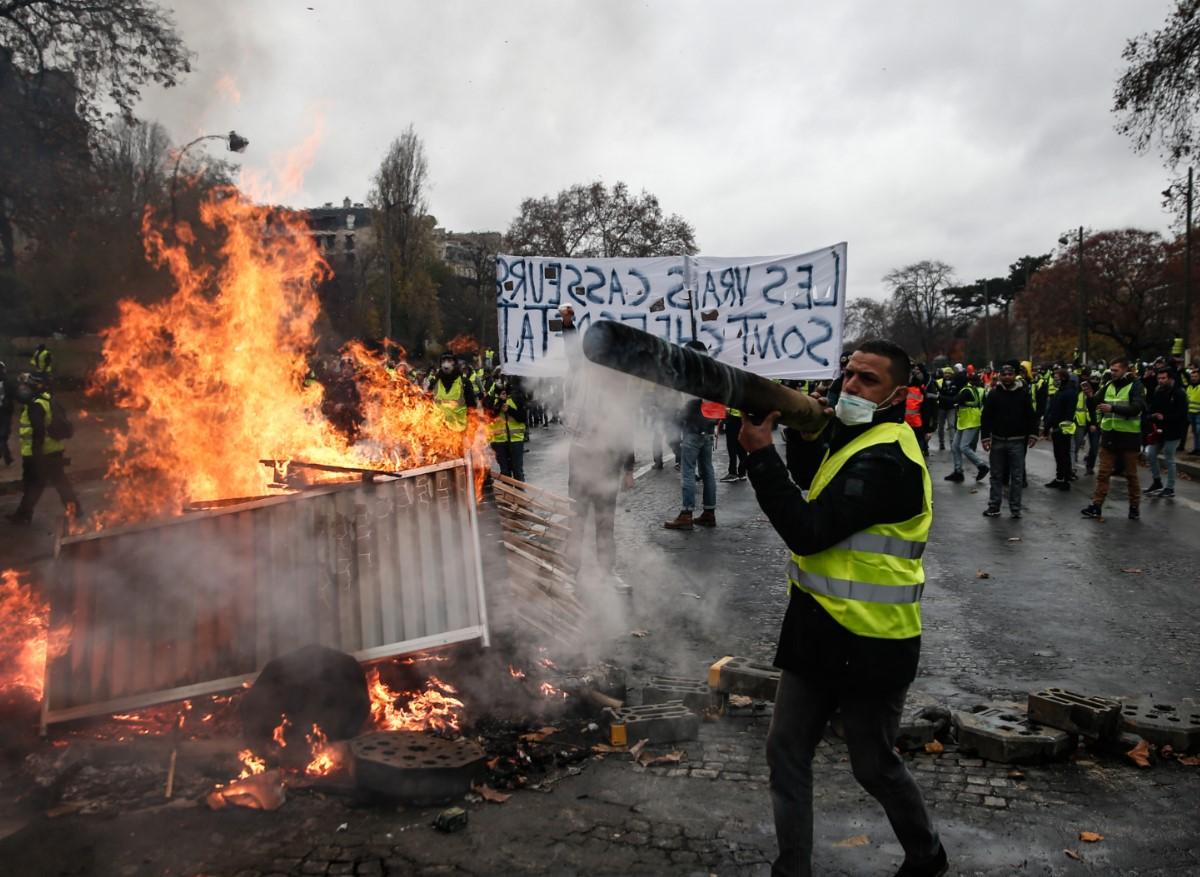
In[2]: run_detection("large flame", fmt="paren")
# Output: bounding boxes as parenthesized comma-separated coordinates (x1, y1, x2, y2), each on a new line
(367, 667, 464, 735)
(0, 569, 70, 700)
(90, 188, 490, 527)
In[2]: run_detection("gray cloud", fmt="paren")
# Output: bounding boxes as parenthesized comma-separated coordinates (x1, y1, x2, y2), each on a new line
(143, 0, 1179, 298)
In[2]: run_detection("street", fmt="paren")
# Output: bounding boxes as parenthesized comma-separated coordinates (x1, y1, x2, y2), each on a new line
(1, 426, 1197, 876)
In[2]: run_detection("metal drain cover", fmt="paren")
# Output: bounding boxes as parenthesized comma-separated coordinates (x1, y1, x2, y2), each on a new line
(351, 731, 486, 804)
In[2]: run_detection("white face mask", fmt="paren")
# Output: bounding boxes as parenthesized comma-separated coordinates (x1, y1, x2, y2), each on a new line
(834, 391, 878, 425)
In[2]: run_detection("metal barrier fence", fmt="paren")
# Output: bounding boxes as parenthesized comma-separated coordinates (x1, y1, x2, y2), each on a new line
(42, 459, 488, 727)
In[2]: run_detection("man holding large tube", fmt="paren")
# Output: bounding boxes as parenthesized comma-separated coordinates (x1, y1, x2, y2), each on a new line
(738, 340, 947, 877)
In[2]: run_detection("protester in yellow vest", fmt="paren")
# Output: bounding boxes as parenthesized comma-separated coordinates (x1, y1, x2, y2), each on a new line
(29, 343, 52, 378)
(1186, 367, 1200, 455)
(8, 374, 81, 524)
(483, 372, 527, 481)
(945, 375, 988, 483)
(737, 339, 946, 877)
(1041, 365, 1079, 489)
(425, 353, 475, 434)
(1082, 357, 1147, 520)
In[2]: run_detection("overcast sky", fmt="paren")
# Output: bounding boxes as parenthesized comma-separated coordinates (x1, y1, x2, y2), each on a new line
(141, 0, 1178, 300)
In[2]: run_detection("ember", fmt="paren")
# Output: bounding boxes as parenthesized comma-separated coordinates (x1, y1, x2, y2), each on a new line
(272, 714, 291, 748)
(236, 748, 267, 780)
(539, 682, 569, 699)
(0, 569, 70, 700)
(304, 723, 340, 776)
(509, 665, 526, 680)
(367, 668, 465, 735)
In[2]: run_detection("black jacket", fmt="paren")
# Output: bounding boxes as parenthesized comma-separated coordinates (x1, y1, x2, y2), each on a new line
(980, 382, 1038, 440)
(1147, 383, 1188, 442)
(747, 403, 924, 692)
(1043, 381, 1080, 435)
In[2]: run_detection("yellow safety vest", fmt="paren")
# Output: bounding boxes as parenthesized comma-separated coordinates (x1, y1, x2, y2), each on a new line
(728, 408, 742, 417)
(956, 386, 983, 430)
(1187, 384, 1200, 415)
(1074, 391, 1090, 427)
(434, 377, 468, 432)
(488, 396, 526, 443)
(30, 348, 52, 375)
(1099, 382, 1140, 433)
(19, 395, 65, 456)
(786, 422, 931, 640)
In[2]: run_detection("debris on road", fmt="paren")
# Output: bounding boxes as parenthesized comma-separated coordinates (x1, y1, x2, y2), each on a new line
(433, 806, 468, 833)
(833, 834, 870, 848)
(1125, 739, 1152, 769)
(1079, 831, 1104, 843)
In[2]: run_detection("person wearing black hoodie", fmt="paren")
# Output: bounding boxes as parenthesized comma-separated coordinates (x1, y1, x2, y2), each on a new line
(1042, 366, 1079, 489)
(1143, 367, 1188, 499)
(980, 362, 1039, 518)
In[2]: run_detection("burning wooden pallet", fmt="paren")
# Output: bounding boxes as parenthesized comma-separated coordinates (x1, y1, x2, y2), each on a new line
(489, 474, 585, 650)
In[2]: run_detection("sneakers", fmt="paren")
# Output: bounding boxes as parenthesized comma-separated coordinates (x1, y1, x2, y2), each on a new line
(1129, 505, 1140, 520)
(1080, 504, 1102, 519)
(719, 472, 739, 483)
(975, 465, 989, 482)
(694, 509, 716, 527)
(944, 470, 965, 482)
(1144, 480, 1163, 496)
(894, 843, 949, 877)
(609, 572, 632, 595)
(1044, 479, 1069, 491)
(1010, 509, 1022, 519)
(664, 510, 694, 530)
(983, 507, 1000, 517)
(1159, 488, 1176, 498)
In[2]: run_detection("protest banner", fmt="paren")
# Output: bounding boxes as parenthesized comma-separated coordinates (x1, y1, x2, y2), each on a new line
(495, 243, 846, 379)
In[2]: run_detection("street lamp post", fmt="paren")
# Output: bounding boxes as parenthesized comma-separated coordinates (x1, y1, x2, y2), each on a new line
(169, 130, 249, 226)
(1058, 227, 1087, 365)
(1186, 167, 1193, 365)
(979, 278, 991, 367)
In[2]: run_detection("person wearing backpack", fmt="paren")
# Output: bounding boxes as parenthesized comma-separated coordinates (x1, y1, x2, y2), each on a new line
(664, 341, 722, 530)
(8, 373, 80, 524)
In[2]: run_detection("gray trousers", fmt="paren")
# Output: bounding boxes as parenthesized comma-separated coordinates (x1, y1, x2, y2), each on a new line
(988, 437, 1026, 512)
(766, 670, 940, 877)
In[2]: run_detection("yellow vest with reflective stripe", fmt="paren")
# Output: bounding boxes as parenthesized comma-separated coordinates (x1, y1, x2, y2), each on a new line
(434, 377, 468, 432)
(488, 395, 526, 443)
(1074, 392, 1089, 426)
(956, 386, 983, 429)
(1187, 384, 1200, 415)
(19, 395, 64, 456)
(787, 421, 931, 640)
(30, 348, 52, 375)
(1100, 382, 1140, 433)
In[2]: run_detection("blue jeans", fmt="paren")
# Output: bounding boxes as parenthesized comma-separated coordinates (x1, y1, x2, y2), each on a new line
(987, 438, 1026, 513)
(1190, 413, 1200, 452)
(1147, 440, 1177, 489)
(951, 426, 985, 471)
(680, 431, 716, 511)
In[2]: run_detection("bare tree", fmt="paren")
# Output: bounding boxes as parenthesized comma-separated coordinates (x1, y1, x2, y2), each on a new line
(506, 180, 697, 258)
(369, 125, 439, 346)
(843, 297, 893, 347)
(883, 260, 956, 363)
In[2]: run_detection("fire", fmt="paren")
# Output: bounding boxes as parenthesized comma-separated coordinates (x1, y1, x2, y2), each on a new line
(446, 335, 480, 355)
(539, 682, 568, 699)
(272, 714, 291, 748)
(236, 748, 267, 779)
(0, 569, 71, 700)
(89, 186, 491, 528)
(304, 723, 340, 776)
(367, 667, 464, 734)
(508, 665, 526, 680)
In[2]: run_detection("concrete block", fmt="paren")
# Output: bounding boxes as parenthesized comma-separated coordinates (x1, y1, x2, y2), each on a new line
(707, 656, 780, 701)
(643, 675, 714, 712)
(351, 731, 485, 805)
(606, 701, 699, 746)
(1027, 688, 1121, 740)
(1119, 700, 1200, 752)
(953, 706, 1075, 764)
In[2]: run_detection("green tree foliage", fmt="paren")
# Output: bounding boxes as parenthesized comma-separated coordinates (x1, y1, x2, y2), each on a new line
(506, 181, 697, 258)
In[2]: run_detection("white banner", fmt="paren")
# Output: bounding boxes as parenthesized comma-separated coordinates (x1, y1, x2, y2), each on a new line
(495, 243, 846, 379)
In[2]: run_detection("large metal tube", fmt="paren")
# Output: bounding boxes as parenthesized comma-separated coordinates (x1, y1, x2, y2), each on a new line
(581, 321, 829, 433)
